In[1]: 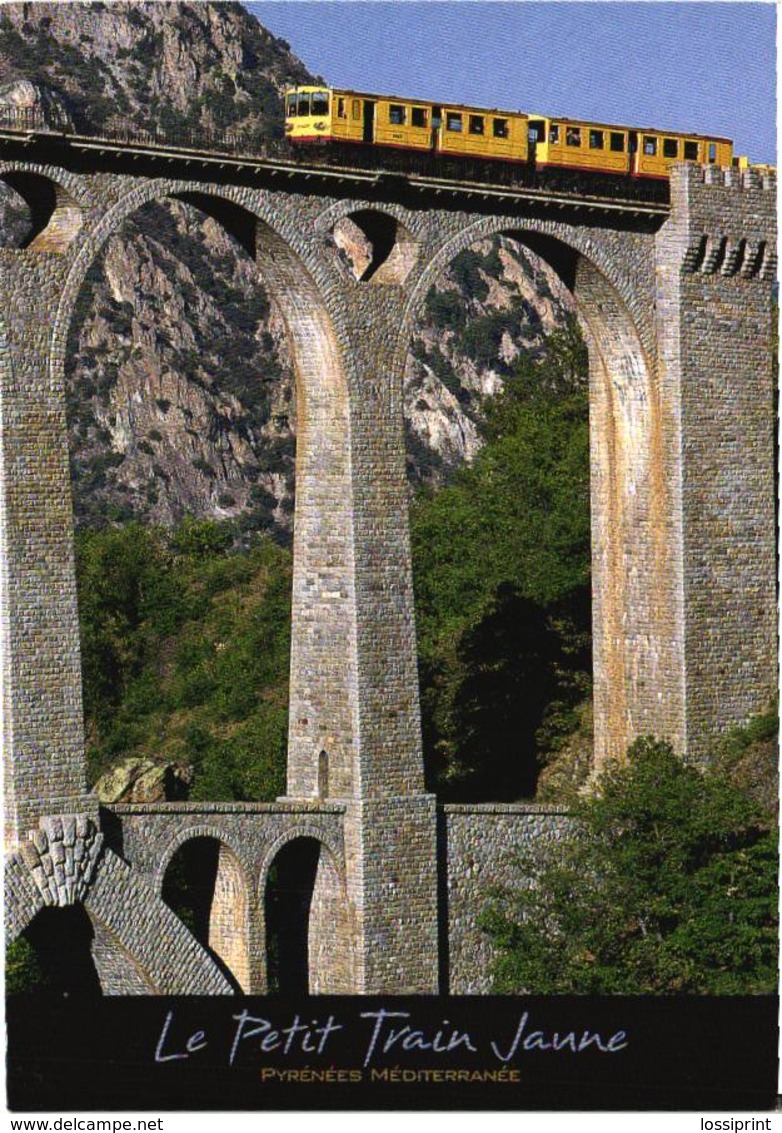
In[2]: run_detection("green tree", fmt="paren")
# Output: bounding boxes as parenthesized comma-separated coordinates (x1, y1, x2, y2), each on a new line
(76, 519, 291, 800)
(481, 738, 778, 994)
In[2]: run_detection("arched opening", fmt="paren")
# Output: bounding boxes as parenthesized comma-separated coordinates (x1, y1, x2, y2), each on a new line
(265, 836, 319, 994)
(0, 178, 32, 249)
(0, 170, 82, 251)
(403, 223, 658, 799)
(56, 184, 357, 806)
(332, 208, 418, 283)
(63, 192, 296, 800)
(263, 835, 351, 994)
(8, 905, 101, 996)
(161, 835, 249, 992)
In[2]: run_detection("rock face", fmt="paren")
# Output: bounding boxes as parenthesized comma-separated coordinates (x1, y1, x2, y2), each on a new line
(93, 757, 193, 804)
(67, 197, 297, 537)
(0, 77, 74, 127)
(404, 237, 572, 488)
(0, 2, 314, 136)
(0, 1, 574, 533)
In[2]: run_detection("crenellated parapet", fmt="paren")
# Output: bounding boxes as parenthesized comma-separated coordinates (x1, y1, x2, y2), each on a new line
(669, 162, 776, 277)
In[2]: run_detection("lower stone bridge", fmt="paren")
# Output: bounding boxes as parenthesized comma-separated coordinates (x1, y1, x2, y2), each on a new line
(63, 799, 566, 996)
(105, 801, 349, 995)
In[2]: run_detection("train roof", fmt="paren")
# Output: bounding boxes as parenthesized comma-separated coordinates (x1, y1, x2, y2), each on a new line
(284, 84, 733, 145)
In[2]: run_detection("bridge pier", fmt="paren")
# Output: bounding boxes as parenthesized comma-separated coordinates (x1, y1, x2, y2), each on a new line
(0, 249, 96, 852)
(653, 165, 777, 761)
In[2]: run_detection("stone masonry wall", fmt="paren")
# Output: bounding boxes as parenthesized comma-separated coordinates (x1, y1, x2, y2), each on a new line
(109, 801, 348, 993)
(442, 805, 570, 994)
(655, 165, 777, 760)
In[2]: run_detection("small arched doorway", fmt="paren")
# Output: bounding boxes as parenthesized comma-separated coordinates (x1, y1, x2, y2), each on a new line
(161, 835, 250, 991)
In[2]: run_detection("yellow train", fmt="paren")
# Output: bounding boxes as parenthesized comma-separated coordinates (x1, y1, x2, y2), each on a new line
(284, 85, 741, 194)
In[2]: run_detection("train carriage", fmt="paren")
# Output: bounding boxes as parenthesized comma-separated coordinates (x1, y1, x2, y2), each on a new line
(284, 85, 743, 194)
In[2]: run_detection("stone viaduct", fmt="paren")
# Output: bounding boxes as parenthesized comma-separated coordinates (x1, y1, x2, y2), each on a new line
(0, 126, 776, 994)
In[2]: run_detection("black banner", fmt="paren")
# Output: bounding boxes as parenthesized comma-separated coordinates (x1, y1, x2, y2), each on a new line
(6, 995, 778, 1111)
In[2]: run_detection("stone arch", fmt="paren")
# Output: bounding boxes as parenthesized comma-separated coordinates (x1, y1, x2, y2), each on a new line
(327, 207, 419, 284)
(0, 167, 83, 252)
(259, 825, 354, 994)
(157, 825, 251, 992)
(7, 845, 233, 993)
(398, 215, 674, 772)
(314, 198, 425, 281)
(48, 177, 361, 801)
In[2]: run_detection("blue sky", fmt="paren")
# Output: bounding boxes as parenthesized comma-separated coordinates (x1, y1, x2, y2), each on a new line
(245, 2, 776, 164)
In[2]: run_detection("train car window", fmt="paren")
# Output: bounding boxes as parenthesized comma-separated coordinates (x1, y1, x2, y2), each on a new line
(447, 112, 463, 132)
(708, 142, 717, 163)
(566, 126, 581, 147)
(550, 124, 560, 144)
(312, 92, 329, 116)
(389, 104, 407, 125)
(610, 132, 625, 152)
(493, 118, 509, 139)
(589, 129, 604, 149)
(297, 94, 311, 116)
(684, 140, 699, 160)
(351, 100, 361, 120)
(286, 95, 297, 117)
(337, 97, 347, 119)
(469, 115, 485, 135)
(412, 106, 428, 128)
(663, 138, 678, 158)
(643, 136, 657, 156)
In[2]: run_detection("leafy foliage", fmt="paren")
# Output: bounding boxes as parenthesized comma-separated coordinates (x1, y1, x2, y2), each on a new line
(76, 519, 291, 801)
(482, 737, 778, 994)
(6, 937, 46, 996)
(410, 318, 591, 799)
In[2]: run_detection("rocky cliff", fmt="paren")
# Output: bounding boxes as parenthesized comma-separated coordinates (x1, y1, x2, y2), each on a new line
(0, 1, 572, 536)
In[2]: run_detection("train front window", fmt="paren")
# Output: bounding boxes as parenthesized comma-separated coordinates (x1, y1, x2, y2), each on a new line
(389, 104, 406, 125)
(286, 95, 296, 117)
(446, 112, 463, 133)
(708, 142, 717, 163)
(311, 91, 329, 116)
(610, 132, 625, 152)
(663, 138, 678, 158)
(566, 126, 581, 147)
(412, 107, 427, 128)
(493, 118, 509, 139)
(469, 115, 484, 136)
(684, 140, 699, 161)
(297, 94, 310, 116)
(643, 136, 657, 156)
(589, 129, 604, 150)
